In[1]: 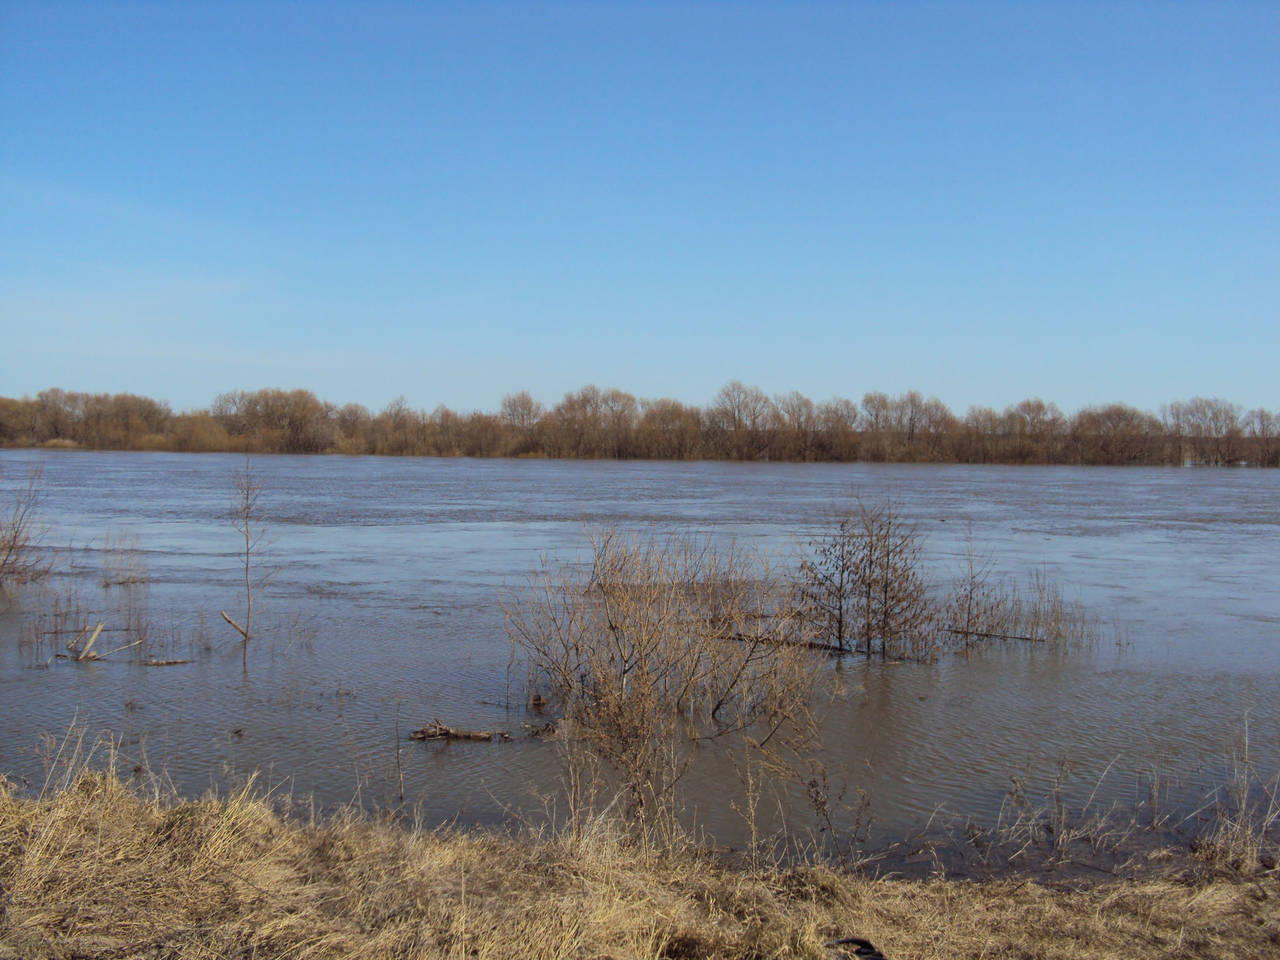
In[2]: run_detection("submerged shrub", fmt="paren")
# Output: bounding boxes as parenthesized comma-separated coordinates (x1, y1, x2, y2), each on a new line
(507, 529, 820, 843)
(0, 465, 48, 590)
(798, 502, 936, 660)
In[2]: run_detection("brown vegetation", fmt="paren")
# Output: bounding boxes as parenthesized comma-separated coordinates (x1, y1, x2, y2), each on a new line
(0, 466, 48, 590)
(507, 531, 819, 843)
(3, 385, 1277, 466)
(798, 505, 1097, 661)
(798, 503, 934, 659)
(0, 753, 1277, 959)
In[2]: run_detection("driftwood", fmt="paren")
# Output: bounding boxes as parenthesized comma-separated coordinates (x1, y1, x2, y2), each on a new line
(57, 638, 146, 662)
(410, 720, 511, 743)
(58, 623, 106, 661)
(78, 623, 104, 659)
(221, 610, 249, 640)
(56, 623, 150, 663)
(40, 626, 129, 636)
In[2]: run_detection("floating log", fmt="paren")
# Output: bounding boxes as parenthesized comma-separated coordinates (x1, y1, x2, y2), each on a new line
(410, 720, 511, 743)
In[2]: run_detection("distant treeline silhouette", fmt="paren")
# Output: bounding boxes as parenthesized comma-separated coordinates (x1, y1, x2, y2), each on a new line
(1, 384, 1276, 467)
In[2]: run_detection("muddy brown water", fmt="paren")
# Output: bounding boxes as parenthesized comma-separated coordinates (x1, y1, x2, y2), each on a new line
(1, 450, 1276, 846)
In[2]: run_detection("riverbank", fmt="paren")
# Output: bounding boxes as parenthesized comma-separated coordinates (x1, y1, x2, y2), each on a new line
(2, 768, 1276, 959)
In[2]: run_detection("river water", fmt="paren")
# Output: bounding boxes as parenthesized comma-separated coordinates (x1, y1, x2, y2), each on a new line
(1, 450, 1276, 846)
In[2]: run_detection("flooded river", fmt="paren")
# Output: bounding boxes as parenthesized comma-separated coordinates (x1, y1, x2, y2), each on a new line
(1, 450, 1277, 845)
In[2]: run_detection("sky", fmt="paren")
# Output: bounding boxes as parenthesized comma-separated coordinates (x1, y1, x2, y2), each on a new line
(2, 1, 1276, 416)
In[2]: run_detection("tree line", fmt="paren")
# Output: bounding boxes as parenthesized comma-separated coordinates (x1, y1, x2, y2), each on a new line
(1, 383, 1276, 466)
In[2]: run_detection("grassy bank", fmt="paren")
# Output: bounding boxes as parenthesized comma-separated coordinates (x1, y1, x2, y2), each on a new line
(1, 769, 1277, 959)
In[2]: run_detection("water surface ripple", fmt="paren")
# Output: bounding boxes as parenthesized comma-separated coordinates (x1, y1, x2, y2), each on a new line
(1, 451, 1276, 843)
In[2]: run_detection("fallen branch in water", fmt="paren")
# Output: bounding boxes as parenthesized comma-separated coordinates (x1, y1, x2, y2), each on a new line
(56, 627, 148, 663)
(39, 626, 129, 636)
(220, 610, 249, 640)
(59, 623, 106, 661)
(410, 720, 511, 743)
(717, 630, 849, 654)
(943, 627, 1045, 643)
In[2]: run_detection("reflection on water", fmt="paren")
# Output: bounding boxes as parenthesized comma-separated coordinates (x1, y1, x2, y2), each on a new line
(0, 450, 1277, 844)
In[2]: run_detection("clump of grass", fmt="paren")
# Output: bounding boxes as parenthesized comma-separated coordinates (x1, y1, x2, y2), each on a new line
(1187, 730, 1280, 877)
(1, 738, 1278, 959)
(100, 530, 148, 588)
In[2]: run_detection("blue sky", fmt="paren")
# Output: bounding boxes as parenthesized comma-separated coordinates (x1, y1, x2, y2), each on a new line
(2, 2, 1276, 415)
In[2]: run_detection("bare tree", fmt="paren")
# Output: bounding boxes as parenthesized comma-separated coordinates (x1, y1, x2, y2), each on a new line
(635, 398, 703, 460)
(816, 397, 860, 460)
(220, 458, 268, 669)
(1243, 408, 1278, 467)
(798, 513, 861, 651)
(775, 390, 819, 460)
(799, 502, 936, 660)
(710, 381, 776, 460)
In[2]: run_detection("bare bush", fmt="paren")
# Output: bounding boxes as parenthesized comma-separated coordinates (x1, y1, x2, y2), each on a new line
(938, 534, 1016, 650)
(0, 465, 49, 589)
(507, 529, 820, 843)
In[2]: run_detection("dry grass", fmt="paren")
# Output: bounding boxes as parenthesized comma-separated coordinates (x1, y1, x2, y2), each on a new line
(1, 756, 1277, 960)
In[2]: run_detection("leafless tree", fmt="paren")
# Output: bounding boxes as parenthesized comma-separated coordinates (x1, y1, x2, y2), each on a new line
(799, 502, 936, 660)
(710, 381, 776, 460)
(1243, 408, 1278, 467)
(221, 458, 269, 669)
(797, 513, 861, 651)
(635, 398, 703, 459)
(816, 397, 860, 460)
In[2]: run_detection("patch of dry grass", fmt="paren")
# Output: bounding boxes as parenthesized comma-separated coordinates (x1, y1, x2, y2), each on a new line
(1, 762, 1277, 960)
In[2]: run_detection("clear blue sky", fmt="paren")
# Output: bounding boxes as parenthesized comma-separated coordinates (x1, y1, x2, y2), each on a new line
(2, 2, 1276, 416)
